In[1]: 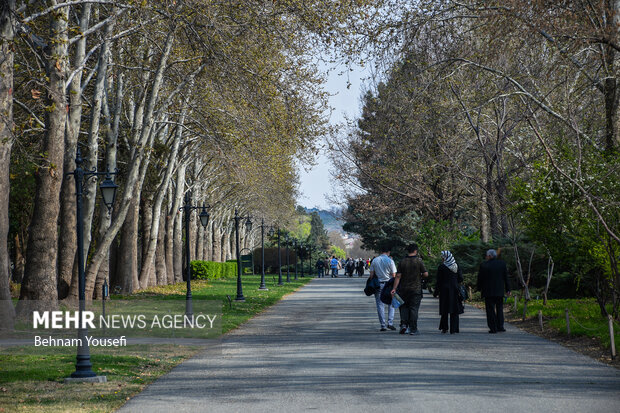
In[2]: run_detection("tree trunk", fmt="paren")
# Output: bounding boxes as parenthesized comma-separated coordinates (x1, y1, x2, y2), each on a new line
(480, 191, 490, 242)
(57, 3, 91, 300)
(108, 235, 118, 292)
(95, 46, 122, 300)
(485, 177, 499, 239)
(138, 103, 186, 287)
(173, 213, 183, 282)
(116, 197, 139, 294)
(140, 196, 153, 284)
(221, 229, 230, 262)
(19, 6, 68, 307)
(81, 26, 111, 272)
(165, 185, 175, 285)
(197, 221, 205, 261)
(203, 219, 212, 261)
(230, 227, 236, 261)
(155, 209, 167, 285)
(12, 233, 24, 283)
(0, 0, 16, 330)
(496, 174, 509, 237)
(543, 256, 554, 306)
(211, 221, 222, 263)
(172, 161, 186, 282)
(93, 256, 105, 299)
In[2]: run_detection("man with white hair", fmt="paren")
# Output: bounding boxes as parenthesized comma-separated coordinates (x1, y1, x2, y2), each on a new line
(476, 249, 511, 333)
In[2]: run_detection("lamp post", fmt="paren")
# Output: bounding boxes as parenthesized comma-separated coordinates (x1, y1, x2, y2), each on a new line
(300, 242, 304, 278)
(277, 227, 283, 285)
(66, 147, 118, 380)
(258, 219, 274, 291)
(285, 235, 290, 283)
(234, 209, 252, 301)
(293, 239, 298, 281)
(180, 192, 210, 317)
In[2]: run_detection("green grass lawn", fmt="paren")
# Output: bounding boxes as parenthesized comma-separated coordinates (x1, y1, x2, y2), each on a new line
(505, 296, 620, 349)
(0, 274, 313, 412)
(125, 273, 313, 333)
(0, 344, 200, 413)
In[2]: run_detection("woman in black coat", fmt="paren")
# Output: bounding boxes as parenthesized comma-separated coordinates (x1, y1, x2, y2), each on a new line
(433, 250, 463, 334)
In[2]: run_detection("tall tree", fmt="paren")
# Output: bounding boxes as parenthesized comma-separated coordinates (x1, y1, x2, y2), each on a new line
(308, 212, 330, 251)
(0, 0, 16, 329)
(19, 3, 69, 306)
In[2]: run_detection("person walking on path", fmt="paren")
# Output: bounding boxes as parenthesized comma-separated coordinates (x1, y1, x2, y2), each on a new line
(391, 243, 428, 335)
(345, 258, 355, 277)
(356, 259, 365, 277)
(477, 249, 511, 333)
(368, 246, 397, 331)
(316, 257, 326, 278)
(433, 250, 463, 334)
(330, 256, 340, 278)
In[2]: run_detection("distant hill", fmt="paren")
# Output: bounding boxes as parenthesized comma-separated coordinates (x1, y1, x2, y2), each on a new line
(304, 207, 344, 233)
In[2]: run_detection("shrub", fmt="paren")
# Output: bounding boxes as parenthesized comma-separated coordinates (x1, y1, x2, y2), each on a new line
(190, 260, 237, 280)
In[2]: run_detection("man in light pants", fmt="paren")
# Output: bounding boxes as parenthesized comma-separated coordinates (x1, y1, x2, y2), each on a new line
(368, 246, 397, 331)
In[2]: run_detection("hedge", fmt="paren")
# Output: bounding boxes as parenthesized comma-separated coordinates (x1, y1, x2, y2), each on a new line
(190, 260, 237, 280)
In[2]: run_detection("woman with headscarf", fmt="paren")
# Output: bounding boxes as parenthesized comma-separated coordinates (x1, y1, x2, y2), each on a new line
(433, 251, 464, 334)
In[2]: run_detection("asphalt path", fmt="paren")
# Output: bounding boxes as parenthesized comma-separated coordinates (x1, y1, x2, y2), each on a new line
(119, 276, 620, 413)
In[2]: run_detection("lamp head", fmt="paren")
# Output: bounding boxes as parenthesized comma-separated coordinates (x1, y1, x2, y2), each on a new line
(99, 174, 118, 211)
(199, 204, 210, 228)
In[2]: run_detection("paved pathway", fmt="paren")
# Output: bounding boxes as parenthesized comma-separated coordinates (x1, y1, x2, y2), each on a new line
(120, 277, 620, 413)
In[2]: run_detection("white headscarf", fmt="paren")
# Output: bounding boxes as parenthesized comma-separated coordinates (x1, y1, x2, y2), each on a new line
(441, 250, 458, 273)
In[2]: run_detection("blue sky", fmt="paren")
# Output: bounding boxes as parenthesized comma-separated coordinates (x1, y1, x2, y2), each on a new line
(296, 62, 368, 210)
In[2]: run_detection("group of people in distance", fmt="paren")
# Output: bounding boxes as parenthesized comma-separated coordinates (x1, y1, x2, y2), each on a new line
(315, 256, 369, 278)
(367, 243, 511, 335)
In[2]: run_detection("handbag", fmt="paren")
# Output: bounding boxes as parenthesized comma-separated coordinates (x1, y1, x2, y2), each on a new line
(457, 284, 468, 301)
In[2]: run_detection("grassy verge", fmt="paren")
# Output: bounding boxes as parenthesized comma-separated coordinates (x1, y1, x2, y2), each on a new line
(0, 345, 201, 412)
(505, 297, 619, 349)
(0, 274, 313, 412)
(127, 274, 313, 333)
(468, 296, 619, 367)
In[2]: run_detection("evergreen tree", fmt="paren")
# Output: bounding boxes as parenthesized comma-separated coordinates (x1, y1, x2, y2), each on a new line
(309, 212, 330, 252)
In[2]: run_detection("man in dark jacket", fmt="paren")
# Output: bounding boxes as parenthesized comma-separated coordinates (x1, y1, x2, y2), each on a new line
(315, 258, 325, 278)
(391, 243, 428, 335)
(477, 249, 511, 333)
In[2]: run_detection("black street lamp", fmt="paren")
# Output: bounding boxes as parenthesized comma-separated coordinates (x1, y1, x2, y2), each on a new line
(258, 219, 274, 291)
(293, 239, 298, 281)
(277, 227, 283, 285)
(180, 192, 210, 317)
(300, 242, 304, 278)
(285, 235, 290, 283)
(234, 209, 252, 301)
(66, 147, 118, 379)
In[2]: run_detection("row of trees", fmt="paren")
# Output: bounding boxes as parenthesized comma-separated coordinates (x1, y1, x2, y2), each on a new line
(334, 1, 619, 317)
(0, 1, 384, 329)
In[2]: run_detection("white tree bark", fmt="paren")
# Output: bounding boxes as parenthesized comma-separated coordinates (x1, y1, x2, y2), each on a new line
(83, 30, 175, 297)
(81, 16, 113, 266)
(138, 102, 187, 286)
(58, 3, 91, 300)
